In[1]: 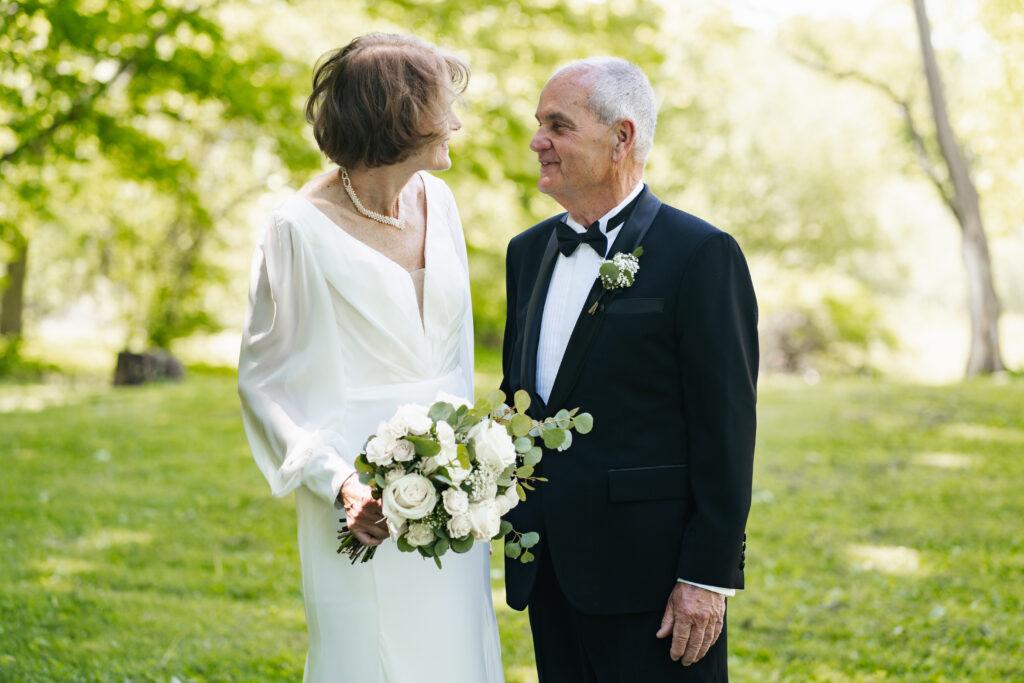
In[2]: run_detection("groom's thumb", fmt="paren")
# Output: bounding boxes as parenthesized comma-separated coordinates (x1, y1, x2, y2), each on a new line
(655, 603, 674, 638)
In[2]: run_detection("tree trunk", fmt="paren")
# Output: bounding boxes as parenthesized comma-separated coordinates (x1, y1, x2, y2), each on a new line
(913, 0, 1004, 376)
(0, 241, 28, 338)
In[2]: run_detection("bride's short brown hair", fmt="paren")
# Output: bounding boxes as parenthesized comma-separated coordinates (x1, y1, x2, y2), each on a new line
(305, 34, 469, 169)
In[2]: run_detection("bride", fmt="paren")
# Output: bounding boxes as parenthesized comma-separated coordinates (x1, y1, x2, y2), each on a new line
(238, 33, 504, 682)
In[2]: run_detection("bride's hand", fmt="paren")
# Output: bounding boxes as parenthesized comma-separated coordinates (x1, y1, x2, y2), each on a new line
(340, 475, 389, 547)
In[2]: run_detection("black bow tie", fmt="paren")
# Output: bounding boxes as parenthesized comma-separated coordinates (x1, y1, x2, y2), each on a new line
(555, 203, 635, 258)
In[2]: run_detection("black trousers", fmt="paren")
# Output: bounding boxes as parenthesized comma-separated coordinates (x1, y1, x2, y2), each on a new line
(527, 548, 728, 683)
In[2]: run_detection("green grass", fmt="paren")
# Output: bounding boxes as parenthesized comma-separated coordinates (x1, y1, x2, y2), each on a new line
(1, 368, 1022, 681)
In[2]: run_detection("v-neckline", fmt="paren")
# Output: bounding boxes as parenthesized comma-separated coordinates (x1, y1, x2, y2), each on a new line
(292, 171, 433, 332)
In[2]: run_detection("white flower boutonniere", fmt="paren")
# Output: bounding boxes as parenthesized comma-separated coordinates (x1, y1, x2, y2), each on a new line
(588, 246, 644, 314)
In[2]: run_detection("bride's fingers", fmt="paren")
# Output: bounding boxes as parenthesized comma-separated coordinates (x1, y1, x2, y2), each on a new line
(352, 529, 384, 546)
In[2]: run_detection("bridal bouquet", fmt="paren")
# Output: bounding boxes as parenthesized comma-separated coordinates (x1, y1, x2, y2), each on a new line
(337, 389, 592, 568)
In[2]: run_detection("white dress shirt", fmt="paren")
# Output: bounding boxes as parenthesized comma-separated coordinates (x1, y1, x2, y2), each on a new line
(535, 181, 736, 598)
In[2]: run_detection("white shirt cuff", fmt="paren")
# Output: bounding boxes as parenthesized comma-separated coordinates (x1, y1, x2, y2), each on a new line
(677, 579, 736, 597)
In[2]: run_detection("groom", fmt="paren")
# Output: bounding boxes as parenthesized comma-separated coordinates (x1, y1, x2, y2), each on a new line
(500, 58, 758, 682)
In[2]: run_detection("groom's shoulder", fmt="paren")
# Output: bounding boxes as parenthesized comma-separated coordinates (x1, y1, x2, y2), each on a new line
(507, 214, 563, 252)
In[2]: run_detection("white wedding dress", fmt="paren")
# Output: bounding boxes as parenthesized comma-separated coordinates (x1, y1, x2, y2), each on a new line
(238, 171, 504, 683)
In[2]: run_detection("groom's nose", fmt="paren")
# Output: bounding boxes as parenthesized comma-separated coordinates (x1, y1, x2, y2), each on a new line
(530, 129, 550, 152)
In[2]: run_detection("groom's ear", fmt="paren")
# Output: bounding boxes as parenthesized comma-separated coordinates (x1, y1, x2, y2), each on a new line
(610, 119, 637, 162)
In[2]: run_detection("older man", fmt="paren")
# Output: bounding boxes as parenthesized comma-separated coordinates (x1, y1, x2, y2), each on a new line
(500, 58, 758, 682)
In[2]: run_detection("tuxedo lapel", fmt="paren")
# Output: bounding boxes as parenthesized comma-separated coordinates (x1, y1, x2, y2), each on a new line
(544, 187, 662, 415)
(520, 222, 562, 416)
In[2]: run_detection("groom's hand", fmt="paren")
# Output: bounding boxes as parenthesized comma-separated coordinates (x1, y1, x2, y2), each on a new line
(655, 582, 725, 666)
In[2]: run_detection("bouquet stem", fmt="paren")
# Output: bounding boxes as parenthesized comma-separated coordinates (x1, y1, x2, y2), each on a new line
(337, 521, 378, 564)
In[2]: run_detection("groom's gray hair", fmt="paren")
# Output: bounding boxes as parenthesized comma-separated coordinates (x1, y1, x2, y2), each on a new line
(551, 57, 657, 164)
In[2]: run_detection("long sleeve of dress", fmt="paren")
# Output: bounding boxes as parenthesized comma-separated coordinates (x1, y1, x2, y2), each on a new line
(444, 185, 476, 401)
(238, 212, 355, 504)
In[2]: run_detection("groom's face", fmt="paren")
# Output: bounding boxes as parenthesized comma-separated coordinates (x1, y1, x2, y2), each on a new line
(530, 73, 616, 208)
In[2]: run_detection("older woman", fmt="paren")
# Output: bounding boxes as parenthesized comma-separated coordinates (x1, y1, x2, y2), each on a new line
(238, 34, 503, 682)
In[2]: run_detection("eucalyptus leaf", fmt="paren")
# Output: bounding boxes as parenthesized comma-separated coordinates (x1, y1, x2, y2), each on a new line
(542, 428, 566, 449)
(451, 536, 474, 553)
(516, 483, 527, 501)
(521, 550, 535, 563)
(397, 536, 414, 553)
(514, 436, 533, 453)
(510, 414, 533, 438)
(572, 412, 594, 434)
(407, 436, 441, 457)
(504, 542, 522, 559)
(514, 390, 531, 413)
(520, 531, 540, 548)
(428, 401, 454, 423)
(486, 389, 505, 411)
(524, 447, 543, 467)
(556, 430, 573, 452)
(516, 465, 534, 478)
(354, 455, 373, 473)
(499, 520, 514, 537)
(599, 262, 619, 278)
(433, 539, 448, 557)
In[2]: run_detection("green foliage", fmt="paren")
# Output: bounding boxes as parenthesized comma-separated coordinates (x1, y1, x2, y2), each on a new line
(2, 373, 1023, 680)
(0, 0, 320, 348)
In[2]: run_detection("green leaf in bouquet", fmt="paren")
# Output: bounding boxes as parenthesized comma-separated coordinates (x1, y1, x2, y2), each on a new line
(516, 465, 534, 478)
(433, 524, 450, 541)
(569, 407, 579, 417)
(407, 436, 441, 457)
(358, 471, 375, 486)
(556, 430, 573, 452)
(457, 443, 471, 469)
(474, 397, 491, 414)
(431, 471, 454, 487)
(428, 401, 455, 423)
(451, 536, 474, 553)
(521, 481, 535, 491)
(504, 541, 522, 559)
(486, 389, 506, 411)
(521, 550, 535, 563)
(499, 520, 514, 537)
(514, 389, 531, 414)
(572, 412, 594, 434)
(520, 531, 540, 548)
(433, 539, 449, 557)
(418, 545, 433, 558)
(397, 536, 415, 553)
(515, 483, 527, 501)
(497, 474, 513, 487)
(542, 428, 566, 449)
(514, 436, 533, 453)
(374, 472, 388, 488)
(354, 455, 374, 473)
(510, 414, 533, 438)
(633, 246, 644, 258)
(529, 426, 541, 437)
(599, 262, 619, 279)
(524, 447, 543, 467)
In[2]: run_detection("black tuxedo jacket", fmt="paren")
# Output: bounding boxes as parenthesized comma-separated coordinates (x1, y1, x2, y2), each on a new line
(500, 186, 758, 615)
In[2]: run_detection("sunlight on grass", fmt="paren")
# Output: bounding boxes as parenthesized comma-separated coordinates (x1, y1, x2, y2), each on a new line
(846, 544, 924, 576)
(911, 452, 978, 469)
(75, 529, 153, 551)
(939, 423, 1024, 444)
(32, 557, 99, 588)
(0, 381, 107, 413)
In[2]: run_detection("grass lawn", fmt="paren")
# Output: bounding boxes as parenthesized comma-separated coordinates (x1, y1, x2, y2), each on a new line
(1, 366, 1021, 681)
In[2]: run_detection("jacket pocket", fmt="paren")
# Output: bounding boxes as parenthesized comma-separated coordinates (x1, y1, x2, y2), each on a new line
(608, 464, 688, 503)
(605, 297, 664, 315)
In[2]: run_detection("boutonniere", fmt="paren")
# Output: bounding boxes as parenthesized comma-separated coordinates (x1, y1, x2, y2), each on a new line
(588, 247, 644, 314)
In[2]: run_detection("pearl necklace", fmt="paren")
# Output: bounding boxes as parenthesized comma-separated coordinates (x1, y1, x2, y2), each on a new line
(339, 166, 405, 230)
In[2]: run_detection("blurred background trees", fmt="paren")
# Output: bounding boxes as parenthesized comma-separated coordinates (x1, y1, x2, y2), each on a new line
(1, 0, 1020, 381)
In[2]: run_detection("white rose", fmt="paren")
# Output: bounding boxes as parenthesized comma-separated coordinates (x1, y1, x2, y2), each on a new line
(436, 422, 457, 463)
(384, 467, 406, 485)
(390, 404, 433, 436)
(405, 521, 435, 547)
(503, 485, 521, 512)
(470, 477, 498, 503)
(468, 500, 501, 542)
(434, 391, 472, 408)
(365, 435, 396, 466)
(469, 420, 517, 473)
(442, 488, 470, 516)
(376, 420, 403, 441)
(382, 473, 437, 521)
(392, 439, 416, 462)
(447, 514, 472, 539)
